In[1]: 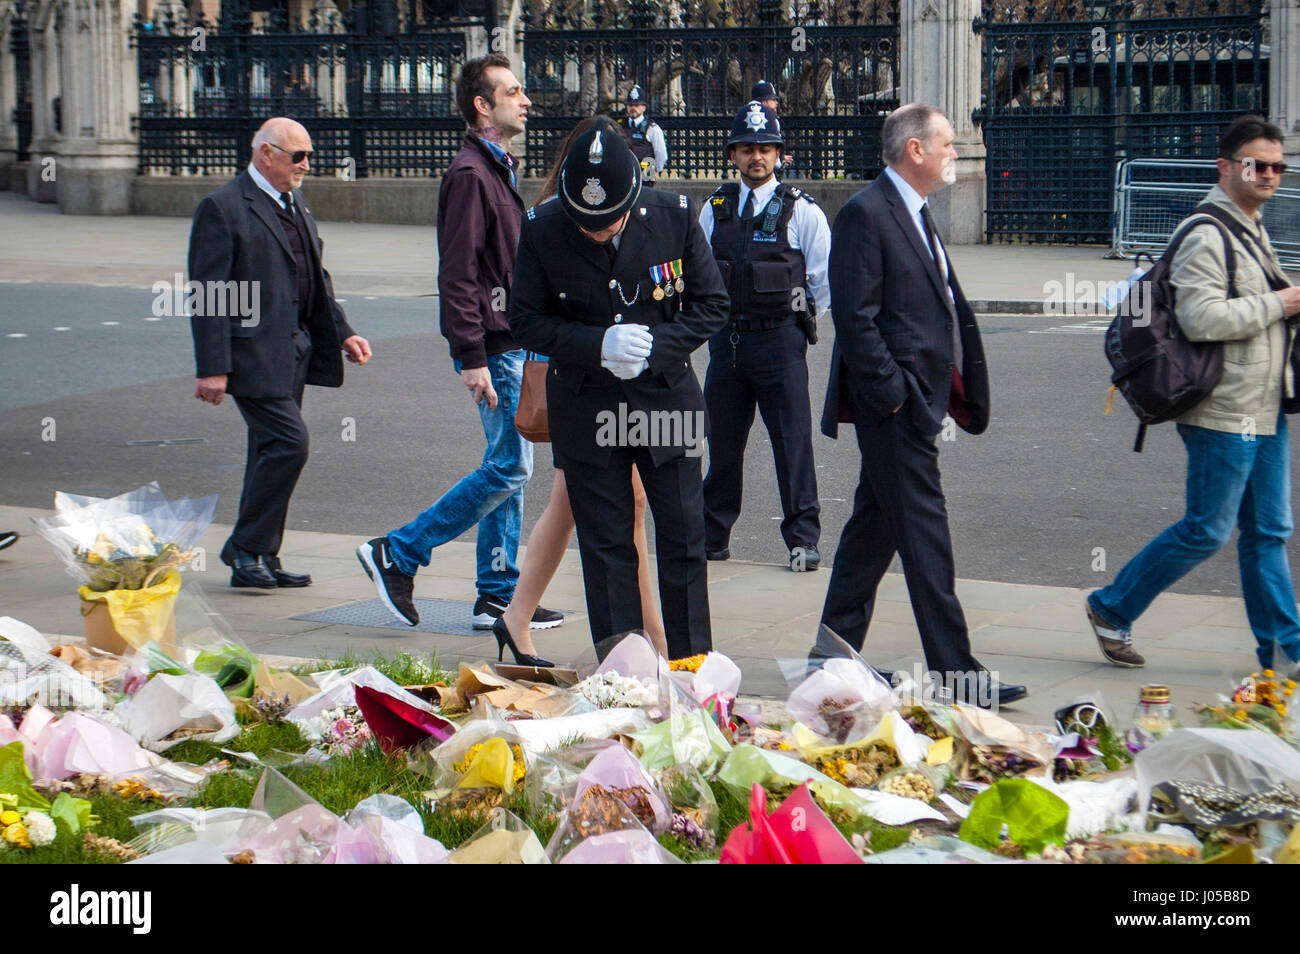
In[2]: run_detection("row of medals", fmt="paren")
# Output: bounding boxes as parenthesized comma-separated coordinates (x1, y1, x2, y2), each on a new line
(652, 275, 686, 301)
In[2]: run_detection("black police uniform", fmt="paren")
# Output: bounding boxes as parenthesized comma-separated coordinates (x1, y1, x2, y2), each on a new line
(509, 189, 729, 657)
(701, 103, 823, 563)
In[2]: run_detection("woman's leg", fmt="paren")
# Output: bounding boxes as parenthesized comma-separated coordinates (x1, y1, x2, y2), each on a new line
(632, 468, 669, 657)
(502, 469, 575, 655)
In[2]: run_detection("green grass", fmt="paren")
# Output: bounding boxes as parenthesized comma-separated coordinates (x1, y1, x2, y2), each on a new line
(291, 650, 452, 687)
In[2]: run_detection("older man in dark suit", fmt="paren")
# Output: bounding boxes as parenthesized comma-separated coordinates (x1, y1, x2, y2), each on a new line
(818, 104, 1025, 708)
(190, 117, 372, 589)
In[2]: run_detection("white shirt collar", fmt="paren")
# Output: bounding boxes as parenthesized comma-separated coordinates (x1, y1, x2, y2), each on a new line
(884, 166, 927, 219)
(248, 162, 288, 209)
(739, 176, 780, 216)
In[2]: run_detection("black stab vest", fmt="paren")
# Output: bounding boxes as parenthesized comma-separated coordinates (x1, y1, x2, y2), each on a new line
(708, 181, 807, 326)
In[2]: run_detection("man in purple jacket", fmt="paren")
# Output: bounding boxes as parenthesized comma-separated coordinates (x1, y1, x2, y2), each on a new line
(358, 54, 561, 633)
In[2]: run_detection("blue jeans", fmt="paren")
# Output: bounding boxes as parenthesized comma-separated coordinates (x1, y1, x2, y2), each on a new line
(1089, 414, 1300, 669)
(387, 350, 533, 600)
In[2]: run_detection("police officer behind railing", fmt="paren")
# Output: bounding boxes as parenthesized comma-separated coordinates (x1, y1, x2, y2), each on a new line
(751, 80, 794, 176)
(508, 126, 729, 659)
(619, 85, 668, 186)
(698, 100, 830, 572)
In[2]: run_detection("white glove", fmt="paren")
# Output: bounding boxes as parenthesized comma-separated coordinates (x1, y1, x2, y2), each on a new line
(601, 324, 653, 363)
(604, 357, 649, 380)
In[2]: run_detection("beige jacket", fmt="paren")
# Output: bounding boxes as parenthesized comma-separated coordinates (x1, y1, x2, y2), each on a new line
(1173, 185, 1294, 435)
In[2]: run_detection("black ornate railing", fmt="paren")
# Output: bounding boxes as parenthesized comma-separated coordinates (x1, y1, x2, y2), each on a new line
(973, 0, 1270, 244)
(10, 0, 32, 161)
(134, 0, 489, 177)
(520, 0, 901, 179)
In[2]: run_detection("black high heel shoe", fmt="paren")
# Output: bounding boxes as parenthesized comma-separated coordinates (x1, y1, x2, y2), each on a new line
(492, 617, 554, 668)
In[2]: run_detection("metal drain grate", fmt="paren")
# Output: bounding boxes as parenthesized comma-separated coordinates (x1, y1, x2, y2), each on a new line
(292, 598, 485, 636)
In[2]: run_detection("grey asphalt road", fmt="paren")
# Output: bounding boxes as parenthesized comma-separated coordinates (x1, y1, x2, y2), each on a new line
(2, 282, 1296, 600)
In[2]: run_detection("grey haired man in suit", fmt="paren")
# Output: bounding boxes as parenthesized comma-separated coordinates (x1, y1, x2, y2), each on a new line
(818, 104, 1025, 708)
(189, 117, 372, 589)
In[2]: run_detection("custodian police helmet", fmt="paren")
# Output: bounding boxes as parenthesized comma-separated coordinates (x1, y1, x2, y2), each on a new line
(558, 126, 643, 231)
(727, 100, 783, 148)
(750, 80, 778, 102)
(625, 84, 646, 106)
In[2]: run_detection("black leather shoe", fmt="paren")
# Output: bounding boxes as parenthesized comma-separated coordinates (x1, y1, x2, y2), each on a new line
(949, 670, 1028, 709)
(220, 540, 277, 589)
(262, 555, 311, 588)
(706, 548, 730, 561)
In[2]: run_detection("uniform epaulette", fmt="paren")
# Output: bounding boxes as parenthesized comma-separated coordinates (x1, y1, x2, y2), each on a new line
(679, 194, 689, 208)
(527, 207, 536, 220)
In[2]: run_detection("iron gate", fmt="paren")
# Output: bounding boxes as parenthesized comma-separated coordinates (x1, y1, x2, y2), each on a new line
(9, 0, 31, 161)
(974, 0, 1270, 244)
(135, 0, 491, 177)
(520, 0, 900, 180)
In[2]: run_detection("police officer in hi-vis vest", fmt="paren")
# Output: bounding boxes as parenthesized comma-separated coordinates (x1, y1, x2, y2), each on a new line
(699, 101, 830, 572)
(508, 125, 729, 658)
(619, 85, 668, 186)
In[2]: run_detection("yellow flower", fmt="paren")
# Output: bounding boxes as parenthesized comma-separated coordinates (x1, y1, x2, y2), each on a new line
(1279, 704, 1288, 717)
(3, 822, 30, 847)
(1284, 688, 1293, 697)
(669, 654, 708, 673)
(0, 810, 19, 827)
(1264, 669, 1275, 678)
(1234, 710, 1248, 721)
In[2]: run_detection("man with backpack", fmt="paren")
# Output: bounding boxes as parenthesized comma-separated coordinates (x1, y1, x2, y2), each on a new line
(1088, 115, 1300, 675)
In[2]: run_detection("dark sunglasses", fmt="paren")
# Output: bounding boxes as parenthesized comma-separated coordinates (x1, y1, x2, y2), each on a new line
(1235, 157, 1288, 176)
(267, 142, 314, 164)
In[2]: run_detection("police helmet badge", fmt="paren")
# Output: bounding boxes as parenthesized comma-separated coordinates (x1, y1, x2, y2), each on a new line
(745, 103, 767, 132)
(582, 178, 607, 205)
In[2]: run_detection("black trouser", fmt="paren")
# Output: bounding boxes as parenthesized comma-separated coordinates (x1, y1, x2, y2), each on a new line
(230, 329, 311, 556)
(703, 322, 820, 551)
(563, 447, 712, 659)
(819, 409, 980, 677)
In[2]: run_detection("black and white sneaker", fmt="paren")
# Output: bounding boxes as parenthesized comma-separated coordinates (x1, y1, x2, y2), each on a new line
(472, 595, 565, 630)
(356, 537, 418, 626)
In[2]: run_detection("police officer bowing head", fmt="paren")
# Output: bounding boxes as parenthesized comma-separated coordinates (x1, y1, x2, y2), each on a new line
(508, 122, 730, 659)
(559, 124, 643, 238)
(559, 126, 648, 378)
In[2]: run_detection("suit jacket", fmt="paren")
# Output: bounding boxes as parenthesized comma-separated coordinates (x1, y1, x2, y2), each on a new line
(188, 170, 357, 398)
(508, 189, 730, 467)
(820, 173, 989, 439)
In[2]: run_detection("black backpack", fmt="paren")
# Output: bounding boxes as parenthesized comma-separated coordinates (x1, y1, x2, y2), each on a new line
(1104, 203, 1240, 452)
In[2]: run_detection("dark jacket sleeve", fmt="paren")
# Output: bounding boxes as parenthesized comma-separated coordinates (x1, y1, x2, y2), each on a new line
(828, 197, 908, 417)
(438, 169, 492, 370)
(647, 198, 730, 374)
(188, 196, 235, 378)
(508, 219, 607, 366)
(317, 235, 357, 342)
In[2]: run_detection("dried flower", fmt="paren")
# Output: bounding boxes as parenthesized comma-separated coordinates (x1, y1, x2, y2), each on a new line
(669, 810, 715, 851)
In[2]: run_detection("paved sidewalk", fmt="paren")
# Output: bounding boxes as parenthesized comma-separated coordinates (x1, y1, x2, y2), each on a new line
(0, 503, 1271, 730)
(0, 191, 1140, 306)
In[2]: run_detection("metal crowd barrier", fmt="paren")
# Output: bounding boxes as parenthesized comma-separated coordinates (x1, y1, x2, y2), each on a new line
(1112, 158, 1300, 269)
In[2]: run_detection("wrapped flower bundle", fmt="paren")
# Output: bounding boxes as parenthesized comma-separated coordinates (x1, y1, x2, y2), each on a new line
(33, 483, 217, 593)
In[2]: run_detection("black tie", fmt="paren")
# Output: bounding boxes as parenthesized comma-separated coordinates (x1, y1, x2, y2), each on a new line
(280, 191, 295, 214)
(741, 191, 756, 224)
(921, 204, 962, 372)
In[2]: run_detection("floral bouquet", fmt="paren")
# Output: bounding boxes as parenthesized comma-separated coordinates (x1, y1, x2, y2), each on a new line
(32, 483, 217, 593)
(1196, 670, 1297, 739)
(32, 484, 216, 655)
